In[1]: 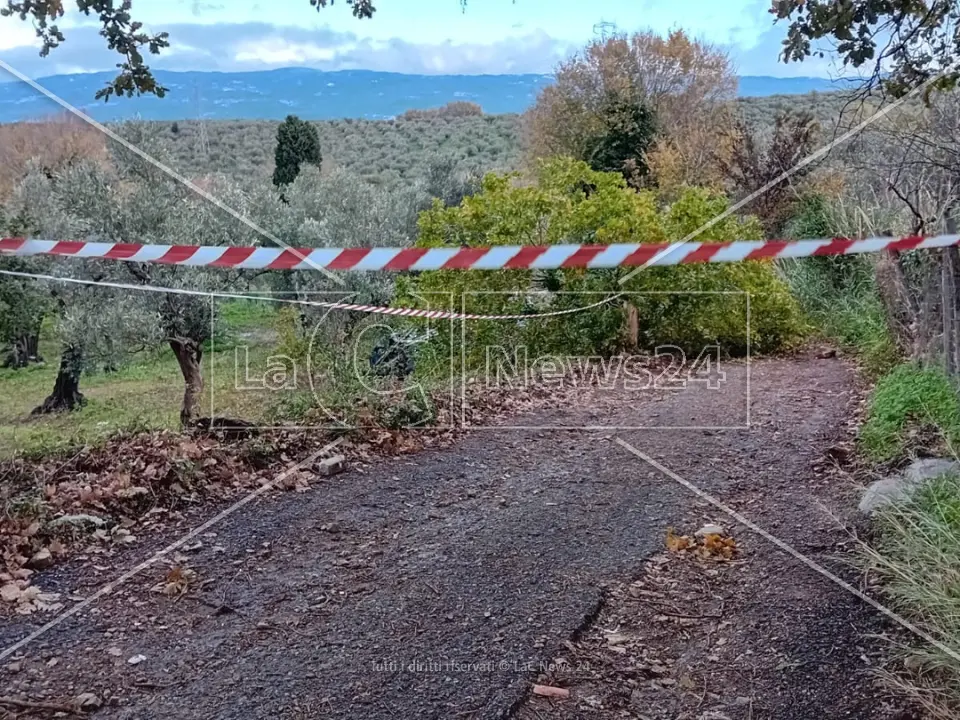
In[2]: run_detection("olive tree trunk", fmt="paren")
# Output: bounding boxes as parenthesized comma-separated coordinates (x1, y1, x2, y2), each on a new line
(170, 337, 204, 427)
(3, 330, 42, 369)
(32, 345, 85, 414)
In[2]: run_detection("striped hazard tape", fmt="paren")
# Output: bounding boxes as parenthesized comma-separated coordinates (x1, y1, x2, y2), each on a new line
(2, 235, 959, 271)
(0, 268, 623, 321)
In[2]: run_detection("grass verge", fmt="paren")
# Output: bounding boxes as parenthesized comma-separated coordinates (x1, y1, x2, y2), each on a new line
(860, 363, 960, 462)
(781, 255, 899, 377)
(0, 302, 457, 459)
(863, 473, 960, 719)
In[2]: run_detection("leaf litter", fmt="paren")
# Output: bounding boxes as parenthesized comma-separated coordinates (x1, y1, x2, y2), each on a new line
(0, 374, 591, 614)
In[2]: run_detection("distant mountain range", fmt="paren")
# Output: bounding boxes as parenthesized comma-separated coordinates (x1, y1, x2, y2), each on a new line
(0, 68, 843, 123)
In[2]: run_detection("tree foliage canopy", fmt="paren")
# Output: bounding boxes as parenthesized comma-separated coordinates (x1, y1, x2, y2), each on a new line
(771, 0, 960, 96)
(402, 157, 806, 360)
(273, 115, 323, 188)
(525, 30, 737, 193)
(2, 0, 171, 100)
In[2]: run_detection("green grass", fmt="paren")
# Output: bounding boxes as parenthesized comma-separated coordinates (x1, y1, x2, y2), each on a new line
(0, 341, 287, 459)
(0, 301, 288, 458)
(781, 255, 899, 378)
(860, 363, 960, 462)
(864, 473, 960, 718)
(0, 301, 459, 458)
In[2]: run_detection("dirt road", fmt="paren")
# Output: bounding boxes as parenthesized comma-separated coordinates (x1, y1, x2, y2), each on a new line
(0, 353, 909, 719)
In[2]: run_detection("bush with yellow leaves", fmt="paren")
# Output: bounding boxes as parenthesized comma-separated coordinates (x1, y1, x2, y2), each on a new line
(396, 157, 807, 370)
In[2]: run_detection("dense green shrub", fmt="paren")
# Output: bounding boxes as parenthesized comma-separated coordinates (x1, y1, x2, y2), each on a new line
(397, 158, 806, 368)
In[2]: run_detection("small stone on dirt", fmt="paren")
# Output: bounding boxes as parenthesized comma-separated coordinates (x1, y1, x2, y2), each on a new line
(48, 514, 107, 529)
(316, 455, 346, 477)
(127, 654, 146, 665)
(26, 548, 54, 570)
(4, 662, 21, 674)
(76, 692, 102, 711)
(695, 523, 726, 537)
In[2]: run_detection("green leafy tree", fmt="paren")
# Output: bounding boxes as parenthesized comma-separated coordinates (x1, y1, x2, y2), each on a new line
(399, 157, 806, 364)
(273, 116, 323, 188)
(526, 30, 738, 194)
(772, 0, 960, 95)
(584, 97, 658, 187)
(2, 0, 170, 100)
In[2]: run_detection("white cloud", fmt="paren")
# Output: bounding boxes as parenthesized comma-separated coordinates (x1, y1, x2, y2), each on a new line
(234, 38, 340, 65)
(0, 18, 40, 51)
(0, 16, 836, 79)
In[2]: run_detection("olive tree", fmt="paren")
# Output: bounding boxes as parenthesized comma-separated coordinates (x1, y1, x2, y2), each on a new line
(3, 160, 162, 413)
(277, 165, 427, 339)
(105, 123, 264, 425)
(0, 261, 49, 369)
(2, 123, 262, 423)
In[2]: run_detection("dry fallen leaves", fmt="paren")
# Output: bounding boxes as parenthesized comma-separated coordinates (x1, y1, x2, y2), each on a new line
(700, 532, 737, 560)
(152, 565, 197, 597)
(665, 528, 737, 561)
(665, 528, 692, 552)
(0, 581, 63, 614)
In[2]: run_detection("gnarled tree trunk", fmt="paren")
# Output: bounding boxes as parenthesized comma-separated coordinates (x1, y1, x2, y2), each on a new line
(32, 345, 85, 414)
(3, 327, 43, 369)
(170, 337, 204, 427)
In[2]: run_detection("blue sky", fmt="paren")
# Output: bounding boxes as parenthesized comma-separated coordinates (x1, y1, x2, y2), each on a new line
(0, 0, 839, 77)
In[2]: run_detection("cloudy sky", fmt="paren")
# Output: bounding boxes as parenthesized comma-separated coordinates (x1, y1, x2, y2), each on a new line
(0, 0, 839, 79)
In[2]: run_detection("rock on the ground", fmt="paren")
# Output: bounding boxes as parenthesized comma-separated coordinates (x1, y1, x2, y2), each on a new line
(859, 458, 960, 516)
(695, 523, 726, 537)
(26, 548, 54, 569)
(48, 513, 108, 528)
(316, 454, 346, 477)
(75, 692, 102, 711)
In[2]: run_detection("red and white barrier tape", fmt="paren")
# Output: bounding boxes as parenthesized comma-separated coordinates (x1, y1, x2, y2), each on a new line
(0, 269, 622, 321)
(3, 235, 959, 271)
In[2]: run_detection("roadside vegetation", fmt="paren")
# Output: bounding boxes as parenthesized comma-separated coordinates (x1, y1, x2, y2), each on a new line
(864, 474, 960, 719)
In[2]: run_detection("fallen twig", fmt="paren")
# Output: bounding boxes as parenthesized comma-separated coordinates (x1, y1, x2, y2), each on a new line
(0, 696, 82, 715)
